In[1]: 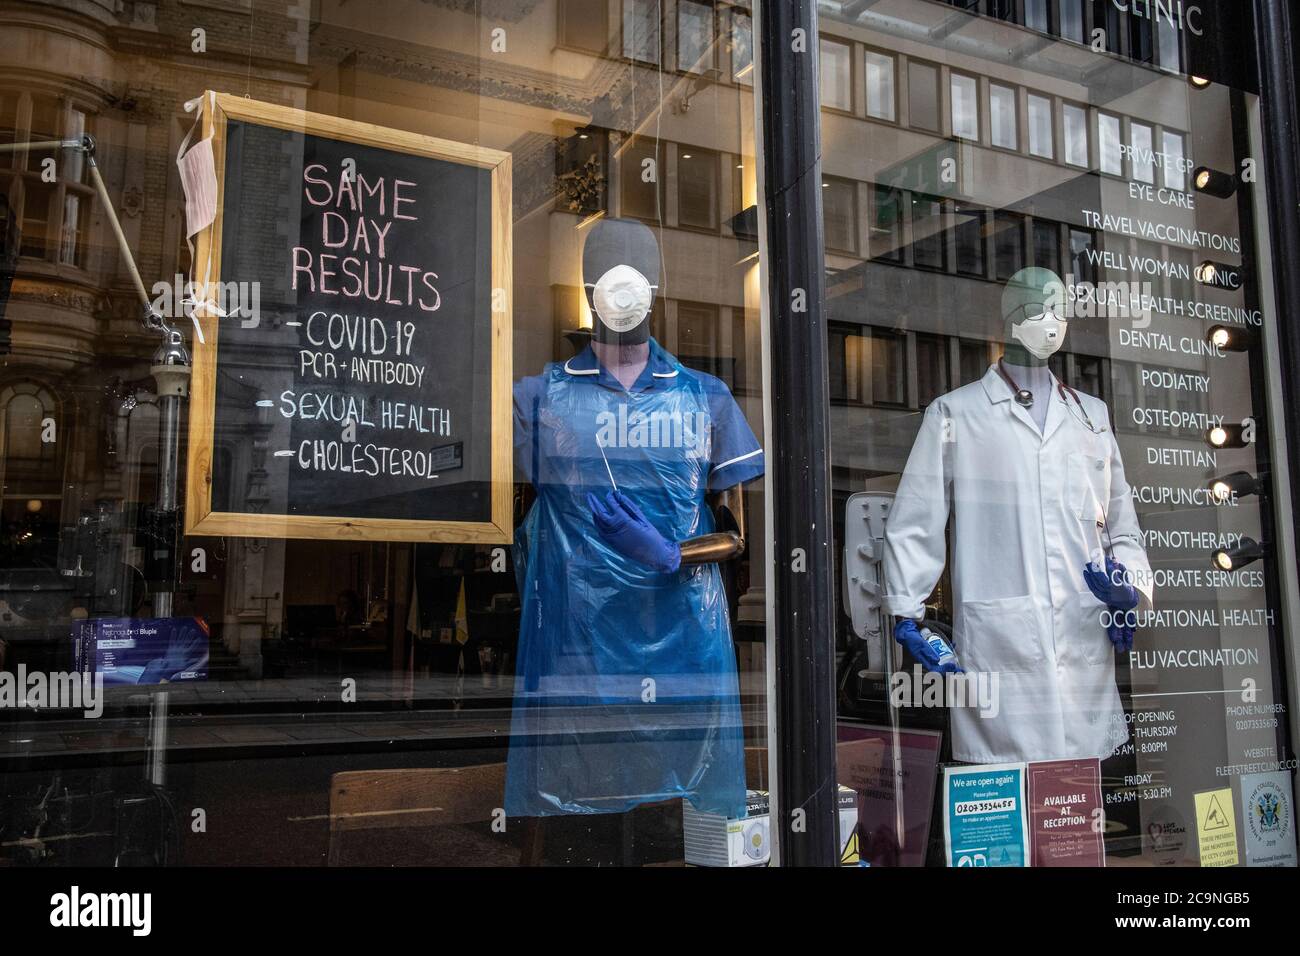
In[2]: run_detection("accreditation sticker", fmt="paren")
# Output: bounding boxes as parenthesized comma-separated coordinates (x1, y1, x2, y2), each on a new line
(1194, 788, 1239, 867)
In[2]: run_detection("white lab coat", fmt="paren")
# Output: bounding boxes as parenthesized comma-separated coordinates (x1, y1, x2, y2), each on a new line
(883, 364, 1153, 764)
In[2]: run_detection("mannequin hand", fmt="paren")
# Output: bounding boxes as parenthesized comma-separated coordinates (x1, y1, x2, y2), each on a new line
(587, 490, 681, 574)
(894, 619, 963, 674)
(1083, 557, 1140, 610)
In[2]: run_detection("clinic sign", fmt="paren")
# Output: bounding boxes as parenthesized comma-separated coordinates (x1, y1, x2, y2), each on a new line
(1110, 0, 1204, 36)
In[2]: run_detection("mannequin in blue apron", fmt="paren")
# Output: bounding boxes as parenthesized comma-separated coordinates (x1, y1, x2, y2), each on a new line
(506, 218, 764, 819)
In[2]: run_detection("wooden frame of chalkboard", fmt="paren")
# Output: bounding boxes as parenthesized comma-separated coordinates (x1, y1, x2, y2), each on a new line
(184, 92, 513, 543)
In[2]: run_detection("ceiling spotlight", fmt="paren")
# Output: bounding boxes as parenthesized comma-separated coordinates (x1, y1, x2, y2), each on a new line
(1206, 424, 1250, 449)
(1196, 260, 1243, 290)
(1211, 537, 1266, 572)
(1193, 166, 1237, 198)
(1189, 75, 1212, 89)
(1207, 325, 1258, 352)
(1208, 471, 1264, 502)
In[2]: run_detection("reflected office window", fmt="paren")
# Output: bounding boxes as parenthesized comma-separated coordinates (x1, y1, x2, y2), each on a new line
(0, 91, 15, 149)
(952, 201, 986, 278)
(870, 184, 904, 262)
(959, 338, 991, 385)
(1060, 0, 1085, 42)
(823, 177, 858, 255)
(19, 182, 52, 259)
(865, 50, 896, 122)
(916, 333, 950, 407)
(677, 0, 716, 74)
(950, 72, 978, 141)
(620, 136, 664, 222)
(820, 37, 852, 111)
(677, 147, 719, 231)
(910, 194, 947, 271)
(1129, 9, 1156, 64)
(1028, 93, 1053, 159)
(1130, 121, 1155, 183)
(1098, 112, 1123, 175)
(1063, 103, 1088, 167)
(1070, 226, 1099, 285)
(870, 329, 906, 406)
(622, 0, 661, 64)
(990, 82, 1018, 150)
(986, 0, 1015, 21)
(1025, 0, 1051, 32)
(1033, 218, 1062, 277)
(559, 0, 609, 54)
(908, 60, 940, 132)
(1162, 130, 1187, 192)
(993, 211, 1025, 281)
(676, 300, 719, 371)
(1157, 15, 1182, 71)
(729, 6, 753, 84)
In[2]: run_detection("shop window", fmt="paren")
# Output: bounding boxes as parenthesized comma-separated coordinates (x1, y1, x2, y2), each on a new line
(727, 6, 753, 84)
(1033, 218, 1062, 277)
(1162, 129, 1187, 192)
(865, 50, 896, 121)
(1025, 0, 1051, 32)
(993, 210, 1025, 281)
(910, 194, 947, 271)
(677, 146, 719, 231)
(556, 128, 607, 217)
(952, 201, 986, 278)
(1130, 121, 1155, 183)
(1063, 103, 1088, 167)
(622, 0, 661, 64)
(989, 82, 1017, 149)
(1070, 226, 1099, 285)
(620, 136, 664, 222)
(870, 184, 904, 262)
(1098, 112, 1123, 175)
(558, 0, 609, 54)
(677, 0, 716, 74)
(1027, 93, 1053, 158)
(950, 72, 979, 141)
(822, 177, 858, 255)
(908, 60, 940, 132)
(819, 37, 852, 111)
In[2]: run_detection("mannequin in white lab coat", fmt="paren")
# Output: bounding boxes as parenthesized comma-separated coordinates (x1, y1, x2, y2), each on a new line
(883, 268, 1154, 764)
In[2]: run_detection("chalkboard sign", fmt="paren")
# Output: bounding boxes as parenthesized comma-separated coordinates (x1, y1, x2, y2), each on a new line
(184, 93, 512, 542)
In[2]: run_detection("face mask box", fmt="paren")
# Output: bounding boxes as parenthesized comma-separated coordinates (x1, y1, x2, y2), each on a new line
(682, 786, 858, 866)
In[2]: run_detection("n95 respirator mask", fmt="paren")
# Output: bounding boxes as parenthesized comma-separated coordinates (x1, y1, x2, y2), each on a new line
(1011, 311, 1068, 360)
(588, 264, 655, 333)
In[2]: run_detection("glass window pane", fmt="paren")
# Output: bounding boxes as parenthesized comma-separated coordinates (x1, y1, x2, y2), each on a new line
(1063, 103, 1088, 167)
(1027, 93, 1053, 158)
(622, 0, 661, 64)
(953, 201, 985, 277)
(993, 210, 1024, 280)
(677, 147, 718, 230)
(950, 73, 978, 141)
(1025, 0, 1050, 32)
(908, 61, 940, 131)
(677, 0, 714, 74)
(1099, 113, 1123, 175)
(865, 50, 896, 121)
(1033, 218, 1061, 276)
(730, 9, 753, 84)
(823, 178, 858, 254)
(1162, 130, 1187, 192)
(820, 38, 852, 111)
(990, 83, 1017, 149)
(559, 0, 608, 53)
(870, 184, 903, 261)
(911, 194, 946, 270)
(1130, 121, 1155, 183)
(1061, 0, 1085, 41)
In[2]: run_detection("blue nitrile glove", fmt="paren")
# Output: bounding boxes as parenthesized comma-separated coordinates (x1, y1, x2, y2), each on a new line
(138, 621, 208, 684)
(1083, 556, 1139, 652)
(894, 618, 963, 674)
(587, 490, 682, 574)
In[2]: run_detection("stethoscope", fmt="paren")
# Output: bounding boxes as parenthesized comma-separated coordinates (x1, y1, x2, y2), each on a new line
(996, 358, 1106, 435)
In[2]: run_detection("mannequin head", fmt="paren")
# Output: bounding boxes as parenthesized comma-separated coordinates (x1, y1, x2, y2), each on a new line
(583, 217, 661, 347)
(1001, 267, 1067, 367)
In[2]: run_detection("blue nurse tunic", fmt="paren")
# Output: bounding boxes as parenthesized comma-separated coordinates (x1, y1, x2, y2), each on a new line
(505, 338, 764, 818)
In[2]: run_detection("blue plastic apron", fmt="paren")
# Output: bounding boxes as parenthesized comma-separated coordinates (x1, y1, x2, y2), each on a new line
(505, 344, 749, 818)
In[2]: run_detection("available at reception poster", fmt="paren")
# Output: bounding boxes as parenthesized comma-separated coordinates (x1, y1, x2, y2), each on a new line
(1028, 758, 1105, 867)
(1239, 771, 1297, 867)
(943, 763, 1029, 867)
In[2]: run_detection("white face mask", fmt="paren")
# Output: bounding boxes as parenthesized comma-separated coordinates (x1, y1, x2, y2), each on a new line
(1011, 311, 1068, 360)
(588, 264, 655, 333)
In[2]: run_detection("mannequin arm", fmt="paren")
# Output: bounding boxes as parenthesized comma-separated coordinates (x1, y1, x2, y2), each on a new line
(678, 485, 746, 564)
